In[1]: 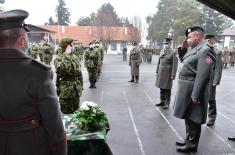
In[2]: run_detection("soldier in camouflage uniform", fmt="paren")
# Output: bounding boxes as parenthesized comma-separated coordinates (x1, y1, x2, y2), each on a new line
(37, 43, 43, 62)
(85, 41, 99, 88)
(28, 43, 38, 59)
(73, 41, 84, 61)
(95, 41, 103, 76)
(42, 43, 54, 65)
(55, 40, 83, 114)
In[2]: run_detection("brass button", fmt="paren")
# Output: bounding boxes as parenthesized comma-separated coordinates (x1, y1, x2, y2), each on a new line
(31, 119, 36, 125)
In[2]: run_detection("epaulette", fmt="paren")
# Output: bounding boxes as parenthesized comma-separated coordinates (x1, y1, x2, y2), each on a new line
(31, 59, 51, 70)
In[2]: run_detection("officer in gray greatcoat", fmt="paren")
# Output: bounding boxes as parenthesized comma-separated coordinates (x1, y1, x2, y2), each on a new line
(155, 38, 178, 109)
(204, 35, 223, 126)
(129, 42, 142, 83)
(122, 47, 127, 61)
(0, 10, 67, 155)
(173, 26, 215, 153)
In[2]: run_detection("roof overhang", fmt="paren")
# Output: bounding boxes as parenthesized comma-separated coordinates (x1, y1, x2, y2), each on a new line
(197, 0, 235, 20)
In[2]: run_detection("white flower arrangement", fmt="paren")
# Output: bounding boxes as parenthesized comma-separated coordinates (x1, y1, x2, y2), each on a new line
(72, 101, 108, 131)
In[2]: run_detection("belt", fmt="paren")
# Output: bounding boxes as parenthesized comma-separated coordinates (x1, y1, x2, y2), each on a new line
(0, 116, 42, 133)
(179, 76, 195, 81)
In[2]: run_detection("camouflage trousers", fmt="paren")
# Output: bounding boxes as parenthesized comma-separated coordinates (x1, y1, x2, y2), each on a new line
(31, 54, 38, 59)
(43, 55, 53, 65)
(60, 98, 80, 114)
(39, 53, 43, 62)
(87, 67, 97, 81)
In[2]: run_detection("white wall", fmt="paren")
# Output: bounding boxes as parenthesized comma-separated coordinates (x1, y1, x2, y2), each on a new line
(106, 42, 132, 54)
(224, 36, 230, 48)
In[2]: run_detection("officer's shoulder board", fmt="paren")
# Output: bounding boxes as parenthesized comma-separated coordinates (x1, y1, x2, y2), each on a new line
(31, 59, 51, 70)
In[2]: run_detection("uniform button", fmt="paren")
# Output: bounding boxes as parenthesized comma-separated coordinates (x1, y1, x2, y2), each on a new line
(31, 119, 36, 125)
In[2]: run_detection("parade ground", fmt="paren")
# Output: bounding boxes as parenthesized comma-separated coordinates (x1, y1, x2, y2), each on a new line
(80, 54, 235, 155)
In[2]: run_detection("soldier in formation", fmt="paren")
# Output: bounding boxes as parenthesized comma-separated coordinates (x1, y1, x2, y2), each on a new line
(229, 47, 235, 67)
(155, 38, 178, 109)
(129, 42, 142, 83)
(95, 41, 104, 77)
(42, 42, 54, 65)
(222, 47, 230, 68)
(54, 38, 83, 114)
(73, 41, 84, 61)
(174, 26, 215, 153)
(122, 47, 127, 61)
(37, 43, 44, 61)
(84, 41, 100, 88)
(146, 48, 153, 63)
(205, 35, 223, 126)
(28, 43, 38, 59)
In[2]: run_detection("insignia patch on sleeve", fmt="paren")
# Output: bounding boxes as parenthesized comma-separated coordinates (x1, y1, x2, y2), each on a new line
(205, 56, 212, 64)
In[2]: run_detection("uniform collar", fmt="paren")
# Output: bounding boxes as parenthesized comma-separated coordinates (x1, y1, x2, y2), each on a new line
(182, 40, 207, 60)
(0, 48, 29, 59)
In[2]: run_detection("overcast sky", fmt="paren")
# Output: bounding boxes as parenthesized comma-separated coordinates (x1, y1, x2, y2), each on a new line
(1, 0, 159, 25)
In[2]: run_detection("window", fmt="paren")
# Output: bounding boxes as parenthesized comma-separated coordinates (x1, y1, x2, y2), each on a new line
(111, 43, 117, 51)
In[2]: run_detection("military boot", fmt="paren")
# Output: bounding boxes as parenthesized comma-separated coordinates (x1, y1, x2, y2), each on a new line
(89, 81, 93, 88)
(162, 90, 171, 109)
(135, 76, 139, 83)
(92, 80, 96, 88)
(129, 76, 134, 82)
(155, 91, 165, 106)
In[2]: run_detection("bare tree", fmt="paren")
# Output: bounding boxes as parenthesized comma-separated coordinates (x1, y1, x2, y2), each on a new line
(129, 16, 144, 42)
(90, 12, 118, 49)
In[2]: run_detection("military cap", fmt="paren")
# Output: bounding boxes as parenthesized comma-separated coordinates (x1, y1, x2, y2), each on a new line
(0, 9, 29, 31)
(163, 37, 172, 44)
(185, 26, 204, 37)
(204, 34, 215, 39)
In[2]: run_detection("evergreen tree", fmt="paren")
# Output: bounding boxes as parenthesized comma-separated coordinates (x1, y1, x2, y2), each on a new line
(56, 0, 70, 25)
(199, 5, 233, 35)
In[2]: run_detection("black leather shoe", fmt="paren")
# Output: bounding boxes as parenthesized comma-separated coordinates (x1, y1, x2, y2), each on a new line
(176, 140, 186, 146)
(162, 103, 169, 109)
(155, 102, 164, 106)
(206, 120, 215, 126)
(228, 136, 235, 141)
(128, 80, 134, 82)
(177, 146, 197, 153)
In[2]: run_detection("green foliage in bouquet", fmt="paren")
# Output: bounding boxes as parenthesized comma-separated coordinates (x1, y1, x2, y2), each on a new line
(72, 102, 108, 131)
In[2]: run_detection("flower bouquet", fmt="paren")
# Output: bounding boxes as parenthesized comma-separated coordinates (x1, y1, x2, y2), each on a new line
(72, 101, 109, 132)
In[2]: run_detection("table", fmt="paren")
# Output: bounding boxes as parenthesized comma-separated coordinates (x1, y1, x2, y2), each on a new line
(63, 115, 113, 155)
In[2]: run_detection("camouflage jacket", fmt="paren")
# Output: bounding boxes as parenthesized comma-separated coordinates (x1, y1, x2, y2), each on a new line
(84, 48, 99, 68)
(55, 53, 83, 99)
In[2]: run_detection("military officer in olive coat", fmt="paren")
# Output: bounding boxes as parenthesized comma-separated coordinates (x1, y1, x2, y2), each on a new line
(0, 10, 67, 155)
(155, 38, 178, 109)
(223, 47, 230, 68)
(129, 42, 142, 83)
(204, 35, 223, 126)
(173, 26, 215, 153)
(229, 47, 235, 67)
